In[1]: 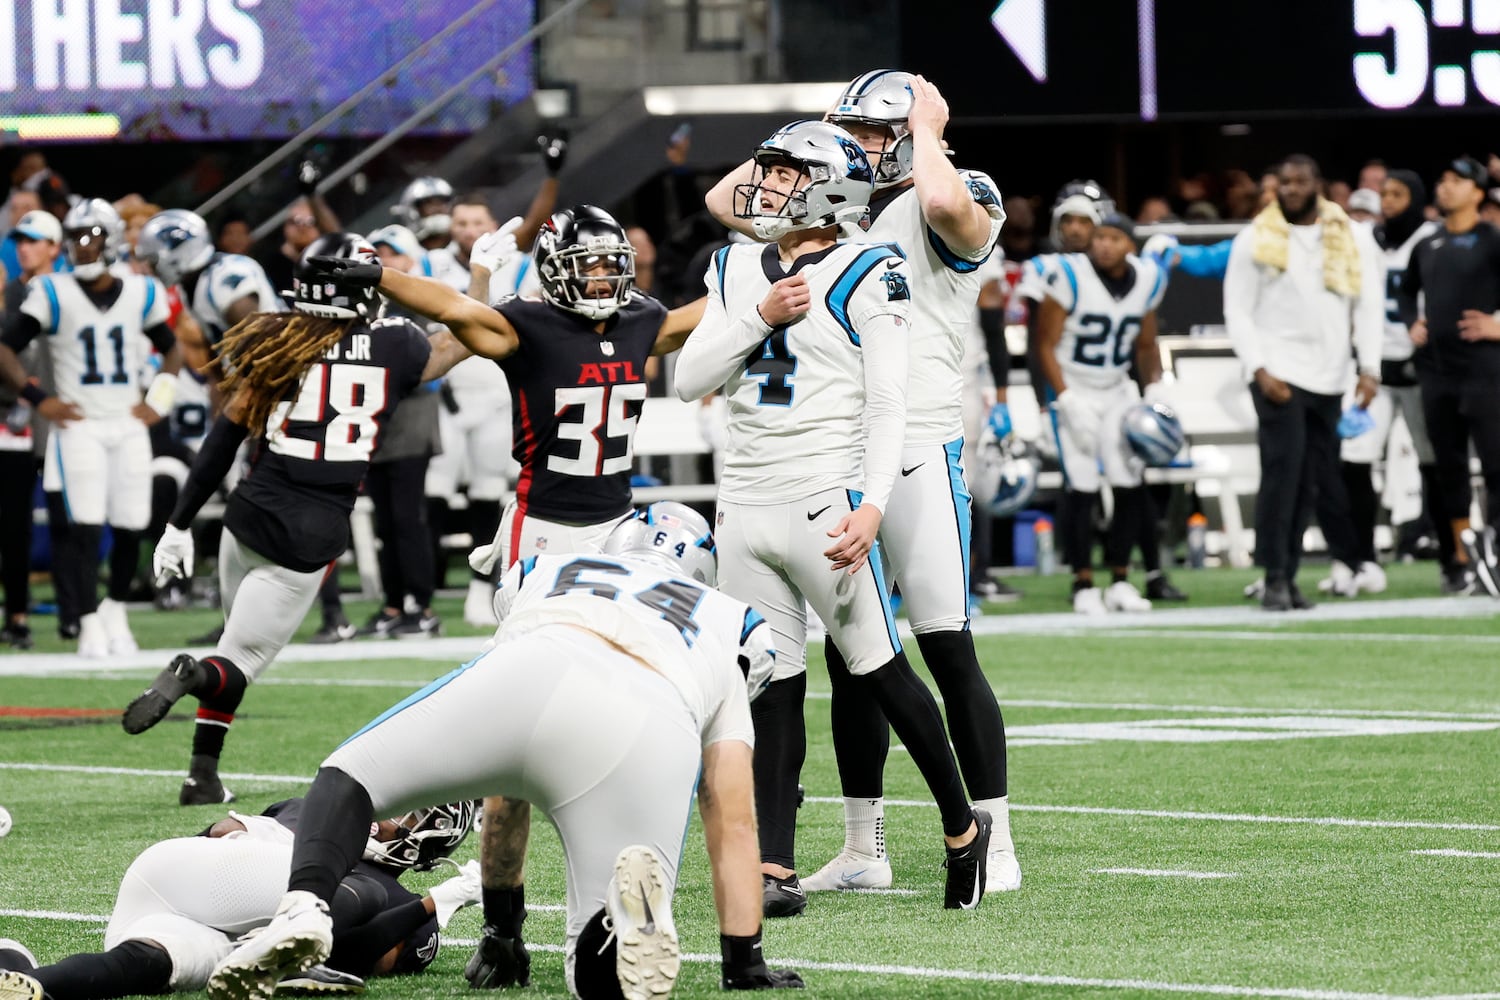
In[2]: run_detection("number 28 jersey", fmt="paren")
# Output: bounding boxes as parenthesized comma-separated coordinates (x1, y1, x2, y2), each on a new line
(494, 552, 774, 748)
(1044, 253, 1167, 390)
(495, 294, 666, 525)
(228, 316, 431, 571)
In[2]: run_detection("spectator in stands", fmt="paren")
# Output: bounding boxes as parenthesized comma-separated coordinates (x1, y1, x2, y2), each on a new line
(0, 209, 61, 649)
(1359, 160, 1387, 192)
(1136, 197, 1173, 224)
(1223, 170, 1261, 220)
(1401, 156, 1500, 593)
(0, 189, 42, 281)
(1345, 188, 1381, 225)
(1482, 188, 1500, 228)
(1326, 179, 1353, 210)
(216, 215, 254, 256)
(11, 150, 71, 220)
(1223, 154, 1383, 611)
(257, 163, 340, 308)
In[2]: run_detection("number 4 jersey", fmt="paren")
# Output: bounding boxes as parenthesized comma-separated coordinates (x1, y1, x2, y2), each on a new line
(493, 552, 774, 748)
(1044, 252, 1167, 390)
(495, 294, 666, 525)
(228, 316, 432, 571)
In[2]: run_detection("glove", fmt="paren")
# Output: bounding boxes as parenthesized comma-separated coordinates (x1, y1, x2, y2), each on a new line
(306, 255, 382, 287)
(986, 402, 1012, 442)
(469, 217, 523, 273)
(538, 134, 568, 176)
(429, 859, 482, 929)
(1338, 405, 1376, 440)
(1143, 381, 1169, 406)
(297, 159, 322, 198)
(153, 524, 194, 587)
(464, 924, 531, 989)
(1141, 233, 1179, 268)
(1053, 390, 1099, 454)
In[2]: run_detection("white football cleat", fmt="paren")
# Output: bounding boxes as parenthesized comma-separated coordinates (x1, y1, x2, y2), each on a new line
(77, 613, 110, 659)
(1072, 586, 1107, 616)
(1243, 577, 1264, 599)
(1317, 560, 1357, 597)
(209, 891, 332, 1000)
(800, 849, 893, 891)
(1354, 561, 1387, 595)
(986, 847, 1022, 892)
(0, 971, 42, 1000)
(1103, 580, 1152, 613)
(606, 845, 679, 1000)
(463, 580, 499, 627)
(98, 598, 139, 654)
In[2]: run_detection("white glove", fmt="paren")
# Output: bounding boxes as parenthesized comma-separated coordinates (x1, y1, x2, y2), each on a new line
(1141, 233, 1179, 267)
(153, 524, 194, 587)
(1053, 390, 1100, 455)
(1143, 381, 1169, 406)
(429, 859, 483, 929)
(469, 217, 523, 273)
(468, 526, 507, 575)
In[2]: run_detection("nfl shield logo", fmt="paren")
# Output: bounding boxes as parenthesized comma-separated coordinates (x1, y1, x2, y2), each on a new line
(716, 511, 724, 526)
(536, 537, 548, 550)
(601, 341, 615, 356)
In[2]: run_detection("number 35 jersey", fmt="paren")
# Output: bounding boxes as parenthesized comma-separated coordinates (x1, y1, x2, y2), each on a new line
(494, 552, 773, 748)
(1044, 252, 1167, 390)
(229, 316, 431, 571)
(495, 294, 666, 525)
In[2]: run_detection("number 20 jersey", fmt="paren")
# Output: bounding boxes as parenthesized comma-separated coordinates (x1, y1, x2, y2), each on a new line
(495, 552, 772, 748)
(495, 294, 666, 524)
(1044, 252, 1167, 390)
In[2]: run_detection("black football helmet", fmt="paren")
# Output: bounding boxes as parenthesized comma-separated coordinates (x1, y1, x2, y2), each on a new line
(533, 205, 636, 320)
(294, 232, 381, 319)
(363, 800, 478, 872)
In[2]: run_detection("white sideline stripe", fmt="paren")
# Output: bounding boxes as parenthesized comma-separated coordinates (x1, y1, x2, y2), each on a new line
(1094, 868, 1237, 879)
(443, 939, 1500, 1000)
(0, 908, 108, 922)
(801, 796, 1500, 832)
(1034, 629, 1500, 645)
(1410, 849, 1500, 859)
(5, 762, 1499, 833)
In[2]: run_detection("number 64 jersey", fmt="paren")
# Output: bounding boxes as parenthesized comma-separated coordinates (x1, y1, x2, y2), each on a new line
(492, 552, 775, 747)
(1045, 252, 1167, 390)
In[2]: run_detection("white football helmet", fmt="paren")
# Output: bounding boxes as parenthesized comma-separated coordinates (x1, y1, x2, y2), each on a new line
(733, 120, 875, 240)
(136, 209, 216, 286)
(1049, 179, 1115, 249)
(603, 501, 718, 586)
(826, 69, 916, 189)
(972, 431, 1041, 517)
(393, 176, 455, 243)
(62, 198, 125, 281)
(1122, 402, 1186, 466)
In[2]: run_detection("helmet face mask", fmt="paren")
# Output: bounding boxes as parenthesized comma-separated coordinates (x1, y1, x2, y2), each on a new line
(394, 177, 455, 244)
(294, 232, 382, 320)
(732, 120, 874, 240)
(363, 800, 477, 872)
(137, 209, 215, 286)
(535, 205, 637, 321)
(827, 70, 916, 189)
(602, 502, 718, 586)
(62, 198, 124, 280)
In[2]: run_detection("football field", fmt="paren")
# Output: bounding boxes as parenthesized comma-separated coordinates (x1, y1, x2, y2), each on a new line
(2, 566, 1499, 999)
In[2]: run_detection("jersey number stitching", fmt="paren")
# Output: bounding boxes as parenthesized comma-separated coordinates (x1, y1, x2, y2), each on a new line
(267, 362, 387, 463)
(545, 557, 705, 645)
(77, 325, 129, 386)
(1072, 314, 1142, 368)
(549, 383, 647, 477)
(746, 327, 796, 406)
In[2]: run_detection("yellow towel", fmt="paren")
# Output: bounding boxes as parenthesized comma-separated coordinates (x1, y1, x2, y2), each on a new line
(1250, 197, 1362, 298)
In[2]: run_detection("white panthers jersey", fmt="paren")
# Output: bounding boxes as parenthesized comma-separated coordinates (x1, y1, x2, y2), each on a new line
(189, 253, 283, 345)
(21, 272, 170, 419)
(494, 552, 773, 748)
(844, 172, 1005, 446)
(706, 241, 910, 504)
(426, 246, 470, 292)
(1380, 220, 1438, 361)
(1045, 253, 1167, 390)
(1014, 252, 1060, 304)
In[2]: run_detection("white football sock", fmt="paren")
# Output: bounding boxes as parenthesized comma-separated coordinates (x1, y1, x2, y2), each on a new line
(843, 797, 886, 858)
(975, 795, 1015, 854)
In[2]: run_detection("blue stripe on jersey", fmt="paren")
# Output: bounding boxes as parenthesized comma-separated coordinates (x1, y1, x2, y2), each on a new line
(846, 488, 901, 653)
(1057, 256, 1080, 315)
(740, 606, 765, 645)
(421, 255, 433, 277)
(944, 436, 974, 618)
(826, 245, 902, 346)
(925, 225, 983, 273)
(519, 555, 538, 582)
(514, 254, 532, 293)
(1146, 258, 1166, 306)
(713, 245, 731, 303)
(1041, 383, 1070, 490)
(141, 278, 157, 323)
(340, 654, 484, 747)
(41, 276, 59, 334)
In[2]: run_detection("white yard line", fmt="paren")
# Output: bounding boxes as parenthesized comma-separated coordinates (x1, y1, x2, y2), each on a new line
(1094, 868, 1237, 879)
(1409, 849, 1500, 859)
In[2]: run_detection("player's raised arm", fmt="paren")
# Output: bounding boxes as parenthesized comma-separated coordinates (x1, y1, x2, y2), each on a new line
(652, 295, 707, 356)
(907, 76, 997, 256)
(705, 159, 761, 239)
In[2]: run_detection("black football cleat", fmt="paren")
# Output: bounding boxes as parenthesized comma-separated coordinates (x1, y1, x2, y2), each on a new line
(762, 873, 807, 918)
(943, 807, 992, 910)
(123, 654, 205, 735)
(1145, 574, 1188, 602)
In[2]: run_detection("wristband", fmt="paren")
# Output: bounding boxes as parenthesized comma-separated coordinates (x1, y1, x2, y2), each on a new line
(20, 381, 48, 407)
(720, 930, 767, 977)
(145, 372, 178, 417)
(481, 885, 526, 936)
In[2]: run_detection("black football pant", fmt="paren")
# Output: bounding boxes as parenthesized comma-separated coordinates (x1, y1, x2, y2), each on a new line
(1250, 382, 1342, 582)
(369, 456, 434, 609)
(1420, 374, 1500, 535)
(0, 451, 36, 621)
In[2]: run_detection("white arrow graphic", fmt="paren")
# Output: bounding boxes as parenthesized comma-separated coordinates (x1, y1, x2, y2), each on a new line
(991, 0, 1047, 83)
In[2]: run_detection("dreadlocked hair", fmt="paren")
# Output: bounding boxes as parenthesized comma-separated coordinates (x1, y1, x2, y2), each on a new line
(207, 312, 354, 437)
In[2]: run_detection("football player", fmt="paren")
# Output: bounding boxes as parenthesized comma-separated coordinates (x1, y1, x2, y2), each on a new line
(123, 234, 464, 805)
(203, 504, 803, 1000)
(0, 799, 482, 1000)
(706, 73, 1019, 894)
(0, 198, 181, 657)
(683, 119, 992, 914)
(1036, 213, 1169, 614)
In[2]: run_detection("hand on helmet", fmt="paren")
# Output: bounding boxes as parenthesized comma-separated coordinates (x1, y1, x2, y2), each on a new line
(905, 74, 949, 138)
(757, 275, 810, 327)
(538, 134, 568, 176)
(470, 217, 523, 273)
(306, 255, 383, 288)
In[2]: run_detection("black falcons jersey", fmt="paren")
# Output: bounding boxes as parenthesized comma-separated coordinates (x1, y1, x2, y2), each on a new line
(228, 316, 431, 571)
(497, 293, 667, 523)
